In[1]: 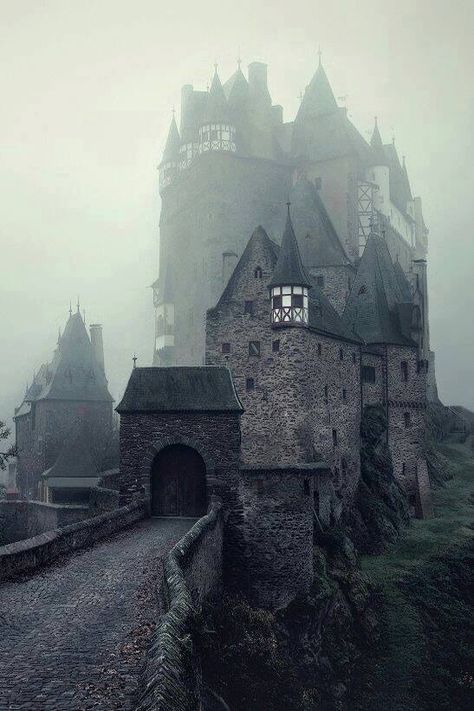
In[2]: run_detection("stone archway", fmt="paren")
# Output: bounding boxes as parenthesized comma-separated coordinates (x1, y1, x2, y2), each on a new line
(150, 443, 207, 517)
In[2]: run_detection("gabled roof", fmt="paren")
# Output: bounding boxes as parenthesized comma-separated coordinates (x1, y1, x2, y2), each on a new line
(213, 225, 280, 310)
(211, 223, 359, 343)
(21, 311, 113, 405)
(383, 143, 411, 215)
(292, 106, 372, 164)
(290, 176, 350, 267)
(42, 429, 98, 481)
(268, 207, 312, 288)
(343, 234, 415, 346)
(401, 156, 413, 201)
(116, 366, 243, 414)
(296, 62, 338, 121)
(162, 115, 180, 162)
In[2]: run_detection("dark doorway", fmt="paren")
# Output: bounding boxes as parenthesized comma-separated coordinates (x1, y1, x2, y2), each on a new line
(151, 444, 207, 517)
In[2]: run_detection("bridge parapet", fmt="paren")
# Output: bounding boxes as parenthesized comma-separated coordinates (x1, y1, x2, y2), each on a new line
(136, 499, 223, 711)
(0, 501, 145, 583)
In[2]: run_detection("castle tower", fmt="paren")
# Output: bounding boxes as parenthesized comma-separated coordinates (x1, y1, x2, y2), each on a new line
(268, 204, 311, 326)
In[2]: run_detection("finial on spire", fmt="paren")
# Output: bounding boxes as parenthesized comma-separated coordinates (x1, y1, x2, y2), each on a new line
(83, 309, 86, 323)
(76, 296, 80, 313)
(69, 300, 72, 317)
(57, 327, 61, 345)
(298, 91, 304, 102)
(318, 45, 322, 66)
(237, 46, 241, 69)
(374, 115, 378, 127)
(213, 61, 218, 74)
(171, 105, 175, 118)
(132, 353, 138, 369)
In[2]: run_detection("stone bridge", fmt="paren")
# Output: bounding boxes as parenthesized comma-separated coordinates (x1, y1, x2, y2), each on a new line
(0, 517, 195, 710)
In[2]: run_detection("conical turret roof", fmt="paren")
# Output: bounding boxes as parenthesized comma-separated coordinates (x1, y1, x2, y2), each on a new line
(290, 176, 350, 267)
(224, 66, 249, 106)
(162, 115, 180, 162)
(370, 117, 388, 166)
(206, 68, 229, 123)
(268, 206, 312, 289)
(343, 234, 415, 345)
(296, 61, 338, 121)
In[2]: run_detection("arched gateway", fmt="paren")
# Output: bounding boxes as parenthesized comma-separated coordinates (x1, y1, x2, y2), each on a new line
(151, 444, 207, 516)
(116, 366, 243, 513)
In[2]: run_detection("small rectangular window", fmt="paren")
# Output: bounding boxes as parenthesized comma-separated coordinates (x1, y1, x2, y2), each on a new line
(317, 343, 322, 356)
(246, 378, 255, 391)
(222, 343, 231, 354)
(244, 300, 254, 315)
(362, 365, 376, 383)
(401, 361, 409, 382)
(332, 429, 338, 447)
(316, 275, 324, 287)
(404, 412, 411, 428)
(272, 339, 280, 353)
(342, 388, 347, 401)
(339, 348, 344, 361)
(249, 341, 260, 356)
(324, 385, 328, 401)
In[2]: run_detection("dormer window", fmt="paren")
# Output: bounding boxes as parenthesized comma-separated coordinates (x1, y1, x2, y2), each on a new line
(198, 123, 236, 154)
(271, 286, 309, 325)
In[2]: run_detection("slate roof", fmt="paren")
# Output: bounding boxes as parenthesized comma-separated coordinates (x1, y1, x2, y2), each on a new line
(343, 234, 415, 346)
(42, 430, 98, 481)
(116, 366, 243, 414)
(290, 176, 350, 267)
(162, 115, 180, 162)
(393, 259, 413, 302)
(212, 223, 359, 343)
(268, 207, 312, 288)
(296, 62, 338, 120)
(383, 143, 412, 215)
(17, 311, 113, 411)
(224, 67, 249, 105)
(292, 107, 373, 164)
(370, 118, 388, 166)
(206, 70, 229, 123)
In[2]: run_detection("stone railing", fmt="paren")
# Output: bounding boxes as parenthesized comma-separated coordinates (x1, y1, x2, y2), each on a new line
(0, 501, 145, 583)
(88, 486, 120, 515)
(136, 500, 224, 711)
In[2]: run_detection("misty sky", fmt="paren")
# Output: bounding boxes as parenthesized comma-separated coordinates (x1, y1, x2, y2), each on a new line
(1, 0, 473, 432)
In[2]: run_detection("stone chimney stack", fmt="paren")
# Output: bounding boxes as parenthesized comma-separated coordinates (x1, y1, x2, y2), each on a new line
(89, 324, 105, 373)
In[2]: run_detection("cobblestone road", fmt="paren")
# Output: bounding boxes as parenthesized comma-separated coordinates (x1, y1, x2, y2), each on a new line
(0, 517, 194, 710)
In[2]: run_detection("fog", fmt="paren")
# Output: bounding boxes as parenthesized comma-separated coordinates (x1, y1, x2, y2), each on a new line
(1, 0, 473, 433)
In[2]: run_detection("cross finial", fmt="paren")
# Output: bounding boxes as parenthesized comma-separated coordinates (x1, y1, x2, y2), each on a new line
(76, 296, 80, 313)
(213, 61, 218, 74)
(318, 46, 322, 66)
(286, 201, 291, 216)
(132, 353, 138, 369)
(69, 300, 72, 317)
(237, 46, 241, 69)
(171, 106, 175, 118)
(298, 91, 304, 102)
(374, 115, 378, 127)
(57, 327, 61, 345)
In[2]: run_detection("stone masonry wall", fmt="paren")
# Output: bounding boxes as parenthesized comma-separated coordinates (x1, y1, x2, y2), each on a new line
(386, 344, 427, 493)
(0, 500, 90, 546)
(136, 501, 224, 711)
(206, 243, 362, 514)
(361, 349, 385, 405)
(118, 412, 241, 514)
(308, 265, 354, 315)
(238, 467, 315, 610)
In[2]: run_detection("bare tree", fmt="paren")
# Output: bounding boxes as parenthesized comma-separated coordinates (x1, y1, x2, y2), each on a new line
(0, 421, 16, 470)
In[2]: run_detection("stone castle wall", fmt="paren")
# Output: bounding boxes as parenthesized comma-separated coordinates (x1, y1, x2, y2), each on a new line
(308, 264, 354, 315)
(0, 500, 90, 547)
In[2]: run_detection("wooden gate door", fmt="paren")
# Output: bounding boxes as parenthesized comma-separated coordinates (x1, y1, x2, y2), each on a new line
(151, 444, 207, 516)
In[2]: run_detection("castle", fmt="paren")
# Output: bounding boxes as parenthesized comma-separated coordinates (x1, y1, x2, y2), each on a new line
(14, 308, 114, 501)
(153, 56, 433, 395)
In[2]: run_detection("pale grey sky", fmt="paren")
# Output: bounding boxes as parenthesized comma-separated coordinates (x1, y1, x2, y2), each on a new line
(1, 0, 473, 430)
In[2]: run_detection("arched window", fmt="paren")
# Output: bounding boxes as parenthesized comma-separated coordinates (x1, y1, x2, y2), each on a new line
(254, 266, 263, 279)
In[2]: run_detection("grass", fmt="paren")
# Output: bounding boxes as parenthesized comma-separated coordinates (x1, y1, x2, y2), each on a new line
(361, 442, 474, 584)
(351, 442, 474, 711)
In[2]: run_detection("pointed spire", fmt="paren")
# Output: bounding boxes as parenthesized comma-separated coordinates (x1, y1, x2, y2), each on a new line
(401, 155, 413, 200)
(370, 116, 388, 166)
(76, 297, 80, 314)
(206, 65, 228, 122)
(57, 327, 61, 345)
(296, 56, 338, 120)
(269, 203, 311, 289)
(69, 300, 72, 317)
(162, 112, 180, 162)
(132, 353, 138, 369)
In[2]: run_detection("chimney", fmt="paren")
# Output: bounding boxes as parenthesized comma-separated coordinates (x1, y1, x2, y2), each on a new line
(248, 62, 269, 96)
(89, 324, 105, 373)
